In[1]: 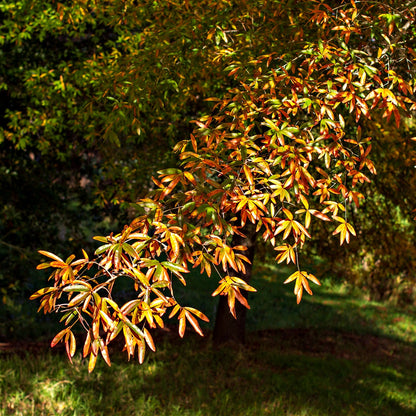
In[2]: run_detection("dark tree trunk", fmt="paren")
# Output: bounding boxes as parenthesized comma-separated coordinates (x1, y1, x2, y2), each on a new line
(213, 222, 257, 345)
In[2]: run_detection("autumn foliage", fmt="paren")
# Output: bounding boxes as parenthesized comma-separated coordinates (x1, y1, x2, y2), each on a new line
(31, 0, 416, 370)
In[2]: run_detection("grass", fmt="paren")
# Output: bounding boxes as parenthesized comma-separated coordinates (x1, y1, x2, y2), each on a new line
(175, 262, 416, 343)
(1, 263, 416, 415)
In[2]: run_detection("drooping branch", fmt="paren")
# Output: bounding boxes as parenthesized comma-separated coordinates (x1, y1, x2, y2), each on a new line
(31, 0, 416, 370)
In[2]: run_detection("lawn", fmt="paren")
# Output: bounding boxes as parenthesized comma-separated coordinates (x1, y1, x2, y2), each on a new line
(1, 264, 415, 416)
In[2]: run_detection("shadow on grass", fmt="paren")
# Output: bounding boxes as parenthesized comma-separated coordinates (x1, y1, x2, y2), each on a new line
(247, 274, 416, 345)
(2, 263, 416, 415)
(173, 263, 416, 345)
(138, 329, 416, 416)
(1, 327, 416, 416)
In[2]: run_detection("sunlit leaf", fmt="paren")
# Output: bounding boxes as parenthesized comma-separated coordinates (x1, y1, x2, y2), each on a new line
(88, 352, 98, 373)
(29, 287, 56, 300)
(38, 250, 64, 263)
(51, 328, 68, 348)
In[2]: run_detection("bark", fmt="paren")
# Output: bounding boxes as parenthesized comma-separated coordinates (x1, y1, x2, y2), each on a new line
(213, 221, 257, 345)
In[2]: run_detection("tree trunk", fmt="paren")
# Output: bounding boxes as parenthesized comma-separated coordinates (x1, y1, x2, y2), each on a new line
(213, 222, 257, 345)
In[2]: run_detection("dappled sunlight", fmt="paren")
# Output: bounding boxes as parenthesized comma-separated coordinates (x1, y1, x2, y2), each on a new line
(244, 265, 416, 345)
(4, 256, 415, 415)
(1, 324, 415, 415)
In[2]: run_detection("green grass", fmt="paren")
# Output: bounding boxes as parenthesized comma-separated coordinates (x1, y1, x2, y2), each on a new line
(1, 263, 416, 415)
(175, 262, 416, 343)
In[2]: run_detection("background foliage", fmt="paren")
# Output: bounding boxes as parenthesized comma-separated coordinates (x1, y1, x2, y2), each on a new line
(1, 0, 416, 345)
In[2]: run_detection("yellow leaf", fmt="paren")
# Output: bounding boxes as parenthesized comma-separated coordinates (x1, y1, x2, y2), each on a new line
(296, 285, 303, 304)
(184, 171, 197, 185)
(283, 271, 298, 284)
(29, 287, 55, 300)
(69, 331, 76, 358)
(211, 282, 227, 297)
(170, 235, 180, 261)
(88, 352, 98, 373)
(36, 262, 51, 270)
(169, 303, 181, 318)
(346, 223, 356, 236)
(229, 276, 257, 292)
(283, 222, 292, 240)
(305, 211, 311, 229)
(282, 208, 293, 219)
(300, 194, 309, 209)
(284, 271, 321, 303)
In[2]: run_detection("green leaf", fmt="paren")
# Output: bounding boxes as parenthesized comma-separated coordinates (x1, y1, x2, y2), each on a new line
(124, 320, 145, 339)
(151, 281, 170, 289)
(62, 284, 90, 293)
(162, 261, 189, 274)
(60, 310, 77, 324)
(181, 201, 196, 212)
(68, 292, 89, 307)
(141, 259, 161, 267)
(94, 243, 112, 255)
(157, 168, 182, 175)
(122, 243, 139, 259)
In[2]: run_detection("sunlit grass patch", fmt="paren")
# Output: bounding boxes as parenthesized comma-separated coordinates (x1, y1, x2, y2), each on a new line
(1, 262, 416, 416)
(245, 262, 416, 344)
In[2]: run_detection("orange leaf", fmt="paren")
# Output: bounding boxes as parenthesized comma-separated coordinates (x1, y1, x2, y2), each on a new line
(178, 316, 186, 338)
(143, 328, 156, 352)
(51, 328, 68, 348)
(227, 289, 236, 319)
(234, 288, 250, 309)
(185, 311, 204, 336)
(99, 340, 111, 367)
(211, 282, 227, 297)
(83, 330, 92, 358)
(38, 250, 64, 263)
(185, 307, 209, 322)
(66, 331, 76, 363)
(159, 177, 180, 200)
(243, 165, 254, 186)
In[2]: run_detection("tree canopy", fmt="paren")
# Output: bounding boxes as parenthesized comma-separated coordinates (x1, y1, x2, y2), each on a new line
(21, 0, 416, 370)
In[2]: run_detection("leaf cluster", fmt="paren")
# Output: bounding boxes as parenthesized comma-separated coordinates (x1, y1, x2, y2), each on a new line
(31, 0, 416, 369)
